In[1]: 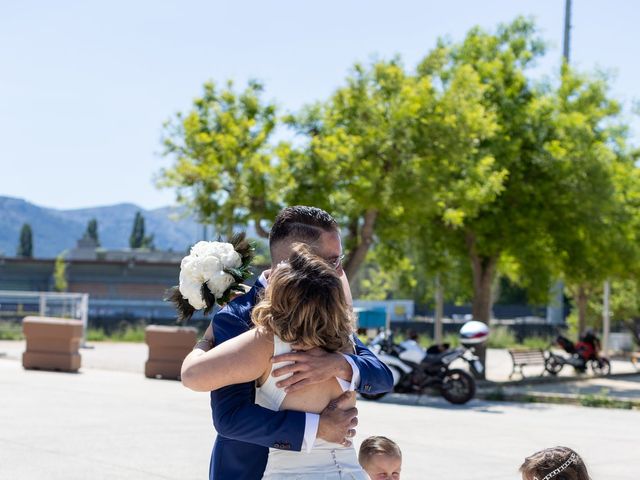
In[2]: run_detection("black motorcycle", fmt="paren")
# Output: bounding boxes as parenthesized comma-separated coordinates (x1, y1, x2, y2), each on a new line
(361, 333, 477, 404)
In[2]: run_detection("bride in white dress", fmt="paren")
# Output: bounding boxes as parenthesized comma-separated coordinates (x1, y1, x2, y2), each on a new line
(185, 244, 368, 479)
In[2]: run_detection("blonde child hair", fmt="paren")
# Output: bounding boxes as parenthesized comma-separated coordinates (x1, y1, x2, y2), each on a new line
(358, 436, 402, 479)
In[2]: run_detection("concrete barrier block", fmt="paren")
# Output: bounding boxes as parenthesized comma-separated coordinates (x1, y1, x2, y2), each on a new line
(144, 325, 197, 380)
(147, 346, 195, 362)
(23, 352, 81, 372)
(145, 325, 198, 347)
(144, 359, 182, 380)
(22, 316, 83, 372)
(23, 316, 83, 338)
(26, 337, 81, 354)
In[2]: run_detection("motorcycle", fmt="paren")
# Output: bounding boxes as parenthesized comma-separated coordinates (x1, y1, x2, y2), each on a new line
(361, 331, 478, 404)
(544, 331, 611, 376)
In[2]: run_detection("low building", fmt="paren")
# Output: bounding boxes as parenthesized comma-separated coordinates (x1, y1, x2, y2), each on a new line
(0, 238, 190, 327)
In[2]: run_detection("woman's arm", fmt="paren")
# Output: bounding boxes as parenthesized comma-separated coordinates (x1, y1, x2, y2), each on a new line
(181, 328, 272, 392)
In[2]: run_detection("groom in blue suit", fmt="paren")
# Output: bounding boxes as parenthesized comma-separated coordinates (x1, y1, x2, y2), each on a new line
(182, 206, 394, 479)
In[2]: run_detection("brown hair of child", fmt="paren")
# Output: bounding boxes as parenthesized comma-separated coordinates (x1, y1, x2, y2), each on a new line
(520, 446, 590, 480)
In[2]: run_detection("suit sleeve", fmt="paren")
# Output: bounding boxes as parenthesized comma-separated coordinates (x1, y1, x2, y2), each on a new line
(346, 335, 394, 395)
(210, 309, 306, 451)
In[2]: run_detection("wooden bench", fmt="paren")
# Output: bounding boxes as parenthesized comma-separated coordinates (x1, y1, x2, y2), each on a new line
(508, 348, 546, 379)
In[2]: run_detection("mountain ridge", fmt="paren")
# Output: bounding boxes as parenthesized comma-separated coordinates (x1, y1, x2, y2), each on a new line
(0, 195, 204, 258)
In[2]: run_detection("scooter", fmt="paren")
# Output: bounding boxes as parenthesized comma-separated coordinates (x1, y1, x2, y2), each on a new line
(362, 331, 477, 404)
(544, 331, 611, 376)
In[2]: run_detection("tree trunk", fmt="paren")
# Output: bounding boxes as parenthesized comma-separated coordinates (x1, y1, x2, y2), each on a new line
(576, 285, 588, 337)
(254, 220, 270, 239)
(343, 209, 378, 284)
(466, 233, 498, 380)
(623, 318, 640, 346)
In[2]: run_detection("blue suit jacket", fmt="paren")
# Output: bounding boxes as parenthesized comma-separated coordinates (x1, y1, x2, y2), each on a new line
(209, 278, 393, 480)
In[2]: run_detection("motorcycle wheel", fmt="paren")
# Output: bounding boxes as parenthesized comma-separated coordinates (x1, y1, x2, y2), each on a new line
(440, 368, 476, 405)
(544, 355, 563, 375)
(590, 358, 611, 376)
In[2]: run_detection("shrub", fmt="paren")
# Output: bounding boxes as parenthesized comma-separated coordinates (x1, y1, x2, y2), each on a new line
(486, 325, 518, 348)
(0, 322, 23, 340)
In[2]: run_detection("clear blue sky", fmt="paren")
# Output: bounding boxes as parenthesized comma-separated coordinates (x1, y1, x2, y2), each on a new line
(2, 0, 638, 210)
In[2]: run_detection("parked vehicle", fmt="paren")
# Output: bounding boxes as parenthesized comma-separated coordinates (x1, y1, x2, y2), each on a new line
(544, 331, 611, 376)
(362, 331, 478, 404)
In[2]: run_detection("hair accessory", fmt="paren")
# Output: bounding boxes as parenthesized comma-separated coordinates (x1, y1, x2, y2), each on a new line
(534, 453, 578, 480)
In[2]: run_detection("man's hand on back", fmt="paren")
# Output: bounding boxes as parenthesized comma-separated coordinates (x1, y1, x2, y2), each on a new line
(317, 392, 358, 447)
(271, 347, 352, 393)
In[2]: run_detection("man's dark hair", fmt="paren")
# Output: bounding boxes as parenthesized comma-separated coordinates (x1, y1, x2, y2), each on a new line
(269, 206, 338, 254)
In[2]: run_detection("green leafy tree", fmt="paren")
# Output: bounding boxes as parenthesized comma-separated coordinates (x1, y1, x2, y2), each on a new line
(17, 223, 33, 257)
(284, 57, 499, 283)
(129, 212, 154, 249)
(158, 80, 280, 238)
(85, 218, 100, 246)
(283, 60, 431, 280)
(603, 280, 640, 347)
(403, 19, 551, 332)
(404, 20, 638, 373)
(572, 277, 640, 347)
(54, 254, 68, 292)
(550, 66, 640, 335)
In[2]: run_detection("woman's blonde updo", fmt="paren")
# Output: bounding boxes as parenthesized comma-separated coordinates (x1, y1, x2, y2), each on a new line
(252, 244, 354, 352)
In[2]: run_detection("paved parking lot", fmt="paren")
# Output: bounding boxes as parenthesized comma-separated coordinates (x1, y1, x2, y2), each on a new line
(1, 340, 635, 380)
(1, 343, 638, 479)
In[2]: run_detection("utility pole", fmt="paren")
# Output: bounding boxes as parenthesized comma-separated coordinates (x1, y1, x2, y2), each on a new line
(563, 0, 572, 62)
(547, 0, 573, 329)
(603, 280, 610, 356)
(546, 0, 572, 329)
(434, 274, 444, 344)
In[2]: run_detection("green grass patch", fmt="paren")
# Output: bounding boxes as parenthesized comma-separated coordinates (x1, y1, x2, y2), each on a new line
(87, 324, 146, 343)
(521, 336, 551, 350)
(579, 389, 634, 410)
(0, 322, 23, 340)
(486, 326, 518, 348)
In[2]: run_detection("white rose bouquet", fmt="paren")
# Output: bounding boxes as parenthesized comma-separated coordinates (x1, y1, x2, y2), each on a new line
(166, 232, 254, 323)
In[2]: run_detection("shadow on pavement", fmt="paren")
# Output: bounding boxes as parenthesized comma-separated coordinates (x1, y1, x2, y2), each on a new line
(358, 391, 553, 413)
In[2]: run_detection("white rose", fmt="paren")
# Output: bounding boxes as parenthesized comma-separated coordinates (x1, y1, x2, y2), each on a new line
(198, 255, 222, 282)
(190, 241, 212, 257)
(221, 250, 242, 269)
(180, 256, 201, 282)
(179, 278, 206, 310)
(206, 271, 235, 298)
(211, 242, 242, 268)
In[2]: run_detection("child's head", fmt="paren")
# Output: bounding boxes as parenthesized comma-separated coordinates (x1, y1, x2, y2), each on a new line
(520, 446, 590, 480)
(358, 436, 402, 480)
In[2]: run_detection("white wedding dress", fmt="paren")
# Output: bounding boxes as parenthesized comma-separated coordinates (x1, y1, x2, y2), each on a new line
(255, 335, 369, 480)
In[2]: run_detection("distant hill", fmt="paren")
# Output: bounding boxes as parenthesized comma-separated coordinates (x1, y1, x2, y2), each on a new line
(0, 196, 208, 258)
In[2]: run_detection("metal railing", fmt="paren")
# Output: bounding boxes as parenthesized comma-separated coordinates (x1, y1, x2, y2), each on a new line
(0, 290, 89, 345)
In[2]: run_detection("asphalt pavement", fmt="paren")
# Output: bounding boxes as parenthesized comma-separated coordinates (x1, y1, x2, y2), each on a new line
(1, 340, 639, 479)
